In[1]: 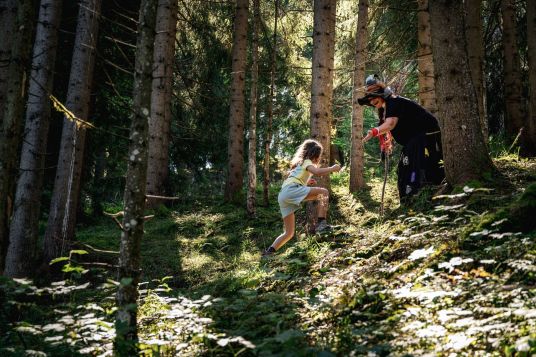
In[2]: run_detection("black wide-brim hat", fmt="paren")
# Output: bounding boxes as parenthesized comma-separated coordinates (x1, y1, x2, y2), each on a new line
(357, 74, 392, 106)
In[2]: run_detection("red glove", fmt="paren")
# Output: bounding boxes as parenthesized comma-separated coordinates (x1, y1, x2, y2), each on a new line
(379, 131, 393, 154)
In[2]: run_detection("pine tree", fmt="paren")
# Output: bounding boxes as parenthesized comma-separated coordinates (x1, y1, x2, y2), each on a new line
(225, 0, 249, 203)
(4, 0, 63, 278)
(429, 0, 494, 185)
(43, 0, 102, 266)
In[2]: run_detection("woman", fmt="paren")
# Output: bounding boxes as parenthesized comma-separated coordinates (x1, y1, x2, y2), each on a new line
(359, 75, 444, 201)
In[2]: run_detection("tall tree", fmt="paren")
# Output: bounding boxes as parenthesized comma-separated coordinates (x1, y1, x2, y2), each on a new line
(247, 0, 260, 216)
(225, 0, 249, 203)
(0, 0, 34, 273)
(465, 0, 488, 144)
(429, 0, 494, 185)
(4, 0, 63, 278)
(263, 0, 279, 206)
(43, 0, 102, 266)
(522, 0, 536, 156)
(416, 0, 437, 116)
(349, 0, 368, 193)
(0, 0, 18, 123)
(146, 0, 177, 208)
(501, 0, 525, 140)
(307, 0, 336, 230)
(114, 0, 157, 353)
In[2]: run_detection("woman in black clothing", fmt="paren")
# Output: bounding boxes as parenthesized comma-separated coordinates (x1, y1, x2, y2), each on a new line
(358, 75, 444, 201)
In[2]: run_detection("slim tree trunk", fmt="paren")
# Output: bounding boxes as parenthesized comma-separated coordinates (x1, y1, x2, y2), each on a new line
(307, 0, 336, 231)
(429, 0, 494, 185)
(465, 0, 488, 144)
(0, 0, 34, 274)
(146, 0, 177, 208)
(523, 0, 536, 156)
(263, 0, 278, 206)
(225, 0, 249, 203)
(349, 0, 367, 193)
(114, 0, 156, 354)
(4, 0, 62, 278)
(501, 0, 525, 139)
(247, 0, 260, 216)
(0, 0, 18, 123)
(417, 0, 437, 116)
(43, 0, 101, 266)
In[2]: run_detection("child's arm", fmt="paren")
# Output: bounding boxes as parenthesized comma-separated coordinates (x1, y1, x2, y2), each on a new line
(306, 164, 341, 176)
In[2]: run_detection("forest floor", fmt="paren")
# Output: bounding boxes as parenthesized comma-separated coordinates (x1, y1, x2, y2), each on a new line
(1, 154, 536, 356)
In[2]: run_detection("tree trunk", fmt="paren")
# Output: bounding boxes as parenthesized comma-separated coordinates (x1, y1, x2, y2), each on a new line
(247, 0, 260, 217)
(146, 0, 177, 208)
(43, 0, 101, 267)
(349, 0, 367, 193)
(521, 0, 536, 156)
(4, 0, 62, 278)
(0, 0, 34, 274)
(429, 0, 494, 186)
(224, 0, 249, 203)
(465, 0, 488, 144)
(501, 0, 525, 139)
(114, 0, 156, 354)
(307, 0, 336, 231)
(416, 0, 437, 116)
(263, 0, 278, 206)
(0, 0, 18, 124)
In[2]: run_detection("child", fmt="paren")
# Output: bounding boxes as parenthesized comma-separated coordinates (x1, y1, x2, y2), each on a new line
(262, 139, 341, 257)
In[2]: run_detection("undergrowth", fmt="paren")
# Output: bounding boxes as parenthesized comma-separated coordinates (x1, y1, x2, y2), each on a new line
(1, 155, 535, 356)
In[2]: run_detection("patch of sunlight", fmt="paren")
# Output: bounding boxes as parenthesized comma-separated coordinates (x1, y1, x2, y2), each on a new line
(515, 336, 532, 352)
(443, 333, 475, 351)
(438, 257, 474, 272)
(514, 309, 536, 319)
(401, 320, 425, 332)
(183, 252, 215, 271)
(437, 308, 473, 323)
(393, 284, 459, 302)
(467, 322, 513, 335)
(408, 246, 435, 261)
(389, 235, 408, 241)
(415, 324, 446, 337)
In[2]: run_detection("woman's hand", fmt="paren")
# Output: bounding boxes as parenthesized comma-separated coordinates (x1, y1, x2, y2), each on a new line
(330, 164, 341, 172)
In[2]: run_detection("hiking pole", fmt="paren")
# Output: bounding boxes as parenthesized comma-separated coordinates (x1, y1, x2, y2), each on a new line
(378, 132, 393, 218)
(380, 152, 389, 218)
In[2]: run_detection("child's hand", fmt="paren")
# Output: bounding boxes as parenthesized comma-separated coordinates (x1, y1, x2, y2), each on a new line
(307, 178, 317, 186)
(330, 164, 341, 172)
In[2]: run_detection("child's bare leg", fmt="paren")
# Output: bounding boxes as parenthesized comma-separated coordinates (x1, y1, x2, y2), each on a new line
(270, 213, 295, 250)
(304, 187, 329, 217)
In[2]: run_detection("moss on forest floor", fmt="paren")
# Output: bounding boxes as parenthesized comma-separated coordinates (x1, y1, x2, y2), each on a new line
(1, 156, 535, 356)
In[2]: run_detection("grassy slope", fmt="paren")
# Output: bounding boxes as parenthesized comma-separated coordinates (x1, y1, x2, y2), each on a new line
(1, 156, 535, 356)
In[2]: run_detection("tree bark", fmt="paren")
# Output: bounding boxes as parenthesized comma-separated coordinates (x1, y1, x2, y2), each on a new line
(43, 0, 102, 266)
(247, 0, 260, 217)
(4, 0, 62, 278)
(429, 0, 494, 186)
(0, 0, 18, 124)
(0, 0, 34, 274)
(224, 0, 249, 203)
(522, 0, 536, 156)
(501, 0, 525, 139)
(465, 0, 488, 144)
(114, 0, 156, 354)
(146, 0, 177, 208)
(263, 0, 279, 207)
(349, 0, 367, 193)
(307, 0, 336, 231)
(416, 0, 437, 116)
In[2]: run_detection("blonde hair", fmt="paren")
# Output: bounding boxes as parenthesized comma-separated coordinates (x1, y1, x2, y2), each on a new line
(290, 139, 323, 169)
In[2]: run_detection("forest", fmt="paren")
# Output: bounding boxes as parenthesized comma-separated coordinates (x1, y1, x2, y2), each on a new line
(0, 0, 535, 355)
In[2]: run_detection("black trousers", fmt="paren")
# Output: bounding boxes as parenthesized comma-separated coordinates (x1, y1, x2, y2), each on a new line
(397, 132, 444, 199)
